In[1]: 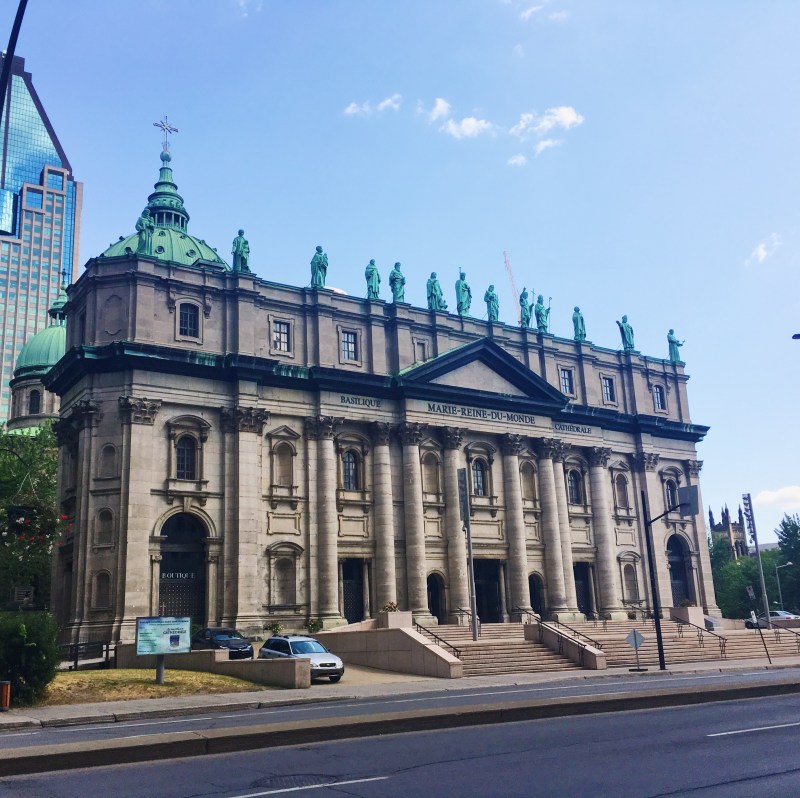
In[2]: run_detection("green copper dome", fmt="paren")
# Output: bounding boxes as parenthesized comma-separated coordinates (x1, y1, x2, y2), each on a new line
(98, 148, 229, 270)
(15, 287, 68, 376)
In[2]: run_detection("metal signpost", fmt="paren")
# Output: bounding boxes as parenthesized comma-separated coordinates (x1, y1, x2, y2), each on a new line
(135, 616, 191, 684)
(742, 493, 771, 628)
(626, 628, 646, 672)
(457, 468, 479, 642)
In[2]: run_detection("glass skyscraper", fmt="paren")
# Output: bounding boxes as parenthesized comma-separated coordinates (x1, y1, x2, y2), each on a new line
(0, 54, 81, 421)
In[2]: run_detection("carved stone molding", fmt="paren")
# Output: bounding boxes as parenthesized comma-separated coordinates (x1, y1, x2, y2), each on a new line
(119, 396, 162, 425)
(441, 426, 465, 450)
(588, 446, 612, 468)
(220, 406, 269, 434)
(550, 440, 570, 463)
(370, 421, 392, 447)
(686, 460, 703, 477)
(397, 421, 426, 447)
(535, 437, 559, 460)
(633, 451, 660, 472)
(304, 415, 342, 441)
(55, 399, 102, 442)
(500, 433, 524, 457)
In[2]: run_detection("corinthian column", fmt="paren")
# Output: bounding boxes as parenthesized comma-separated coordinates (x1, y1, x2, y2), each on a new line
(501, 433, 531, 616)
(535, 438, 568, 616)
(588, 447, 626, 620)
(551, 441, 580, 616)
(399, 422, 435, 623)
(371, 422, 397, 610)
(441, 426, 469, 620)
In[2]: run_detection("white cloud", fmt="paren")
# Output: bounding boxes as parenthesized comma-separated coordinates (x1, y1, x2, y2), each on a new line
(507, 154, 528, 166)
(535, 138, 562, 156)
(754, 486, 800, 514)
(429, 97, 452, 122)
(344, 101, 370, 116)
(746, 233, 781, 266)
(345, 94, 403, 117)
(510, 106, 584, 140)
(235, 0, 263, 16)
(520, 4, 546, 21)
(510, 112, 536, 139)
(440, 117, 494, 139)
(512, 44, 525, 58)
(549, 10, 568, 22)
(377, 93, 402, 112)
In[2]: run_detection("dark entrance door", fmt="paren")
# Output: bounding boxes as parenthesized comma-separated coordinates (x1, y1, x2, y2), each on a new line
(159, 514, 206, 624)
(529, 573, 544, 616)
(341, 559, 364, 624)
(473, 559, 501, 623)
(667, 535, 693, 607)
(427, 574, 446, 623)
(573, 563, 593, 617)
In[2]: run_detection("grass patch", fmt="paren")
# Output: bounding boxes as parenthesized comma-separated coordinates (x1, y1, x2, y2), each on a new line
(38, 669, 272, 706)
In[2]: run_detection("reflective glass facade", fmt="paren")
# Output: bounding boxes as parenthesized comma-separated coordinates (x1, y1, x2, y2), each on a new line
(0, 56, 81, 421)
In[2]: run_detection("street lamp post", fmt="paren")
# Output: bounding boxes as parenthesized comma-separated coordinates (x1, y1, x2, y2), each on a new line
(776, 562, 793, 612)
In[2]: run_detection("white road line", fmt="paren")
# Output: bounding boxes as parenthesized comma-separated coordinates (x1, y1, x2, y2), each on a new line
(708, 721, 800, 737)
(230, 776, 388, 796)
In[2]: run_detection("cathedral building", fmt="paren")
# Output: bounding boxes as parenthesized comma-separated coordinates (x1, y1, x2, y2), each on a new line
(47, 145, 719, 643)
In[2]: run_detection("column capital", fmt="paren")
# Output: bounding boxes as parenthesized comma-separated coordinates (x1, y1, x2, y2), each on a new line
(535, 437, 559, 460)
(551, 440, 570, 463)
(500, 433, 524, 456)
(397, 421, 426, 446)
(633, 451, 660, 472)
(588, 446, 612, 468)
(119, 396, 161, 425)
(686, 459, 703, 477)
(304, 415, 343, 441)
(440, 425, 465, 450)
(220, 406, 269, 434)
(370, 421, 392, 447)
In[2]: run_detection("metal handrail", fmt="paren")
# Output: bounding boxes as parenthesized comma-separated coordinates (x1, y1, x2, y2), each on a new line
(675, 618, 726, 658)
(550, 618, 603, 650)
(586, 613, 608, 632)
(454, 606, 481, 636)
(770, 623, 800, 654)
(511, 606, 541, 625)
(413, 621, 461, 660)
(534, 618, 598, 668)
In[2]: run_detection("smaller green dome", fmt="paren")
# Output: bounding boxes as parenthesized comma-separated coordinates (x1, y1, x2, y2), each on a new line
(14, 289, 67, 376)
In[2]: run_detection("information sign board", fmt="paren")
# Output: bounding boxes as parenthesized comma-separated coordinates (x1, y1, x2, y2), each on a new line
(135, 616, 191, 656)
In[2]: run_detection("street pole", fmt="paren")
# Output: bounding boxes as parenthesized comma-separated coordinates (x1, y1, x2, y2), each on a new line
(776, 562, 793, 612)
(742, 493, 771, 628)
(457, 468, 479, 642)
(640, 490, 666, 670)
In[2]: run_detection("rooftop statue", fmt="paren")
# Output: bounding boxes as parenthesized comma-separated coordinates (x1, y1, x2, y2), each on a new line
(667, 329, 685, 363)
(135, 208, 154, 256)
(310, 245, 328, 288)
(455, 270, 472, 316)
(389, 262, 406, 303)
(427, 272, 447, 311)
(616, 315, 635, 351)
(534, 294, 549, 333)
(365, 259, 381, 300)
(572, 306, 586, 341)
(232, 229, 250, 272)
(484, 285, 499, 322)
(519, 288, 532, 328)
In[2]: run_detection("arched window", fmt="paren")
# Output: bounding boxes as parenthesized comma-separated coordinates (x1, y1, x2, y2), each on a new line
(178, 302, 200, 338)
(274, 442, 293, 487)
(274, 558, 296, 605)
(96, 509, 114, 546)
(422, 452, 440, 495)
(471, 459, 488, 497)
(653, 385, 666, 411)
(176, 435, 198, 480)
(342, 450, 360, 491)
(567, 469, 584, 505)
(28, 390, 41, 415)
(94, 572, 111, 608)
(623, 563, 638, 601)
(99, 444, 117, 478)
(615, 474, 629, 510)
(665, 479, 679, 511)
(520, 462, 536, 502)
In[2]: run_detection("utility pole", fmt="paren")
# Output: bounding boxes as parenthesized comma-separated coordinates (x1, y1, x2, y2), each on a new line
(742, 493, 771, 628)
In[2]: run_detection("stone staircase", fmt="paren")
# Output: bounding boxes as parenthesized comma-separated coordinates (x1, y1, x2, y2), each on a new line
(415, 622, 580, 677)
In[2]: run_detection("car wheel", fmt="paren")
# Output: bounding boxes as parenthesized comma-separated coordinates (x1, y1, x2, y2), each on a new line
(329, 674, 342, 683)
(745, 621, 753, 629)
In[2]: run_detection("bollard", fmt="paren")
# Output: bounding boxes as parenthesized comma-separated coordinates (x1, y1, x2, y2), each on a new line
(0, 681, 10, 711)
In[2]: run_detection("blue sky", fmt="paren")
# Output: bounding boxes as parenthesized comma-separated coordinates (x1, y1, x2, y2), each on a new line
(8, 0, 799, 542)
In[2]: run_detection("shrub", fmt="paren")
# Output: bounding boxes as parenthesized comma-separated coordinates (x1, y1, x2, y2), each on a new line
(380, 601, 399, 613)
(266, 620, 283, 636)
(305, 618, 323, 634)
(0, 612, 60, 706)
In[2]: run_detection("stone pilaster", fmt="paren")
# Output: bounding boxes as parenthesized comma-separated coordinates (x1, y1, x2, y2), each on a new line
(441, 426, 469, 621)
(371, 422, 397, 610)
(501, 433, 531, 616)
(588, 447, 626, 619)
(534, 438, 568, 616)
(685, 460, 721, 616)
(551, 441, 580, 616)
(118, 396, 161, 425)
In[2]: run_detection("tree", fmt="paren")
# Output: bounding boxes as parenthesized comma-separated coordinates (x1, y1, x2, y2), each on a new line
(0, 423, 60, 610)
(776, 514, 800, 613)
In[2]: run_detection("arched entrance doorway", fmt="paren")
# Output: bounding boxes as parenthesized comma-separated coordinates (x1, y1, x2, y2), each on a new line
(529, 573, 545, 616)
(159, 514, 207, 624)
(427, 573, 446, 624)
(667, 534, 694, 607)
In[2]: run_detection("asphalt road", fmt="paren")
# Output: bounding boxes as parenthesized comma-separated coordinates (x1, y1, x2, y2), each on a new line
(0, 667, 798, 752)
(2, 692, 799, 797)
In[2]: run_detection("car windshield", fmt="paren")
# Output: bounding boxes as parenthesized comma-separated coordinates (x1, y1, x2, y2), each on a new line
(290, 641, 327, 654)
(213, 631, 245, 641)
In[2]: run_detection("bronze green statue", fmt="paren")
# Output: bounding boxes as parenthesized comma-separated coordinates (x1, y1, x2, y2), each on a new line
(427, 272, 447, 310)
(455, 271, 472, 316)
(572, 306, 586, 341)
(232, 229, 250, 272)
(310, 245, 328, 288)
(484, 285, 499, 322)
(135, 208, 154, 256)
(616, 315, 635, 350)
(365, 259, 380, 300)
(389, 262, 405, 302)
(519, 288, 532, 328)
(667, 329, 684, 362)
(534, 294, 549, 333)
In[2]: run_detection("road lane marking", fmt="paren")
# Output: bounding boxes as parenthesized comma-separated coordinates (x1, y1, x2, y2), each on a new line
(230, 776, 388, 796)
(708, 721, 800, 737)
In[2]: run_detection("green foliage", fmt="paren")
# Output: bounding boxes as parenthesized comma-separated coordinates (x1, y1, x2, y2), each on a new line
(0, 611, 60, 706)
(304, 618, 323, 634)
(777, 514, 800, 613)
(0, 424, 60, 609)
(266, 621, 283, 635)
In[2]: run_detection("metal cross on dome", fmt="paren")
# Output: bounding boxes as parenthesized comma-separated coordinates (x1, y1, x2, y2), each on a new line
(153, 115, 179, 151)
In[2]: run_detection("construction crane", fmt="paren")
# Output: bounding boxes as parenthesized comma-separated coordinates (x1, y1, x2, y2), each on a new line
(503, 251, 522, 324)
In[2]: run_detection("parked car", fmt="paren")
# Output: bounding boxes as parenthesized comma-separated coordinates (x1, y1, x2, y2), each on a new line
(745, 611, 800, 629)
(191, 627, 254, 659)
(258, 634, 344, 682)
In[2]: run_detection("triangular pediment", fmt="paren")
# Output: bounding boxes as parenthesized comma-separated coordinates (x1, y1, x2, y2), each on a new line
(429, 361, 527, 396)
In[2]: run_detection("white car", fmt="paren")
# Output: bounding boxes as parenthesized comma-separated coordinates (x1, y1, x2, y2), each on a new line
(258, 634, 344, 682)
(745, 610, 800, 629)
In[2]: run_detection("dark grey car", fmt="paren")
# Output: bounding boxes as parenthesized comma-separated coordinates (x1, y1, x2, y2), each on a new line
(258, 635, 344, 682)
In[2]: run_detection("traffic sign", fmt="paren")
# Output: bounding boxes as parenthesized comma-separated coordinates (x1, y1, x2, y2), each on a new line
(626, 629, 645, 650)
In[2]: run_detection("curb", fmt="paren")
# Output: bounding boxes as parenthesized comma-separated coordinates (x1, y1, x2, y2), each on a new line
(2, 679, 800, 776)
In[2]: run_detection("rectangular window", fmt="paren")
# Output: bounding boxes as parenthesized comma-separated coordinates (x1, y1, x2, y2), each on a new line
(654, 385, 666, 411)
(273, 320, 291, 352)
(47, 173, 64, 190)
(341, 330, 358, 361)
(178, 303, 199, 338)
(602, 376, 616, 403)
(25, 191, 42, 209)
(559, 368, 575, 396)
